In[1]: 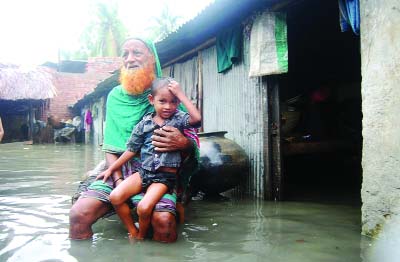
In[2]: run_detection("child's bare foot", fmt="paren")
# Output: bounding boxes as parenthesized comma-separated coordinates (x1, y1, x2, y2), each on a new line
(135, 235, 145, 241)
(128, 223, 144, 241)
(128, 234, 138, 244)
(128, 232, 137, 240)
(128, 228, 138, 240)
(128, 233, 144, 243)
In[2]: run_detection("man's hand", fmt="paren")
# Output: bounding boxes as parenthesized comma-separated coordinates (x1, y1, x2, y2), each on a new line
(105, 152, 123, 187)
(152, 126, 191, 152)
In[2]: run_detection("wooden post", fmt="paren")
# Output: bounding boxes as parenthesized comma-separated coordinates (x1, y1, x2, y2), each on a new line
(269, 77, 283, 201)
(262, 77, 272, 200)
(197, 51, 204, 132)
(28, 101, 34, 142)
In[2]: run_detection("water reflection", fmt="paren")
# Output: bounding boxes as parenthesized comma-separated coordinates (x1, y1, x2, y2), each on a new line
(0, 143, 103, 262)
(0, 142, 373, 262)
(180, 199, 368, 262)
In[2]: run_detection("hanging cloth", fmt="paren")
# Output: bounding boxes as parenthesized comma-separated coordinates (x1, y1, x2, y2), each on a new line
(216, 24, 242, 73)
(249, 12, 288, 77)
(338, 0, 360, 35)
(84, 110, 93, 132)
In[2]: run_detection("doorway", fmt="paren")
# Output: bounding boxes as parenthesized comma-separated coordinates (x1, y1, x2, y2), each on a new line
(275, 0, 362, 203)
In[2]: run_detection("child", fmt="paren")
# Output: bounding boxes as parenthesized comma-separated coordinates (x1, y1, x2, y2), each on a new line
(97, 77, 201, 240)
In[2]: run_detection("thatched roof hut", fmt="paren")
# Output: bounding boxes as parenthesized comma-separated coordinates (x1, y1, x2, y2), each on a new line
(0, 63, 56, 100)
(0, 63, 57, 143)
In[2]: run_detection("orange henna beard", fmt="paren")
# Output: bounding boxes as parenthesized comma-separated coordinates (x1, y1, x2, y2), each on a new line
(119, 63, 155, 95)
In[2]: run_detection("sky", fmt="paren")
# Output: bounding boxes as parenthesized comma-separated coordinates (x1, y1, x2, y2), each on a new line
(0, 0, 213, 66)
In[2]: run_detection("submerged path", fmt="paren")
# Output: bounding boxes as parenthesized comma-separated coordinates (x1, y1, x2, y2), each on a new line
(0, 142, 373, 262)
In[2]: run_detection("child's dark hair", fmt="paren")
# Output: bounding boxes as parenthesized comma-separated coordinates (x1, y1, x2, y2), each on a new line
(150, 77, 175, 95)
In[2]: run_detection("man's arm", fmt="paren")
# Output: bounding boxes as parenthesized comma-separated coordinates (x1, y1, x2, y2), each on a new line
(105, 152, 124, 187)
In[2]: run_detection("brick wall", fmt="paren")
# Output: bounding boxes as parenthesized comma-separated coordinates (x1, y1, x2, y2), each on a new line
(86, 57, 122, 74)
(47, 57, 122, 122)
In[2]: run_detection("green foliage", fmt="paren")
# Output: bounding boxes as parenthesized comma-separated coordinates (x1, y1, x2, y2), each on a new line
(94, 1, 127, 56)
(62, 1, 127, 60)
(60, 1, 182, 60)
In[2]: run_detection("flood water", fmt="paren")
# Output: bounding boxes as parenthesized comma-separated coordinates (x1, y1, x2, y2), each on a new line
(0, 142, 379, 262)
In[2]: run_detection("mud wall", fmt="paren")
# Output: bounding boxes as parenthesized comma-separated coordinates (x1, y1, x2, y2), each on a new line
(360, 0, 400, 236)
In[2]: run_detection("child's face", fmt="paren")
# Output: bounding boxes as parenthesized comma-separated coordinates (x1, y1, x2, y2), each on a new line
(149, 86, 179, 119)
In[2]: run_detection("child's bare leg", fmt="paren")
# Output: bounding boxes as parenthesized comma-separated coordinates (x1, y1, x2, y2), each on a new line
(115, 202, 138, 238)
(136, 183, 168, 240)
(110, 172, 143, 238)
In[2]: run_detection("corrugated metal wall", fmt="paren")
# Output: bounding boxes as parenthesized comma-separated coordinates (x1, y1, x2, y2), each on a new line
(81, 97, 105, 146)
(200, 45, 267, 198)
(170, 57, 199, 106)
(163, 58, 199, 109)
(168, 43, 269, 198)
(91, 98, 104, 146)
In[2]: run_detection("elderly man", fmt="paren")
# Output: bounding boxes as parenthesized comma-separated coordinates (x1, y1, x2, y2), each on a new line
(69, 38, 198, 242)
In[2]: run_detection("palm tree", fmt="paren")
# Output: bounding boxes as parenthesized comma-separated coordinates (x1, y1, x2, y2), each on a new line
(95, 2, 127, 57)
(147, 3, 182, 42)
(65, 1, 127, 60)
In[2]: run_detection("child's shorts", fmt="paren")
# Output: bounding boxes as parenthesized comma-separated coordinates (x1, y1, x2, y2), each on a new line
(139, 168, 176, 192)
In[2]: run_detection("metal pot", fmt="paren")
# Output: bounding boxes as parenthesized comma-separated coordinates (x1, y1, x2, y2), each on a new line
(191, 131, 249, 195)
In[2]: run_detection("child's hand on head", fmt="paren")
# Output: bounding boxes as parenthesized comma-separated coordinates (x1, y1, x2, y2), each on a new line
(167, 80, 183, 97)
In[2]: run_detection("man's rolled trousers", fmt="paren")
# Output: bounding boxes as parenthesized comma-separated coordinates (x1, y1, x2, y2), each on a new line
(69, 38, 199, 242)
